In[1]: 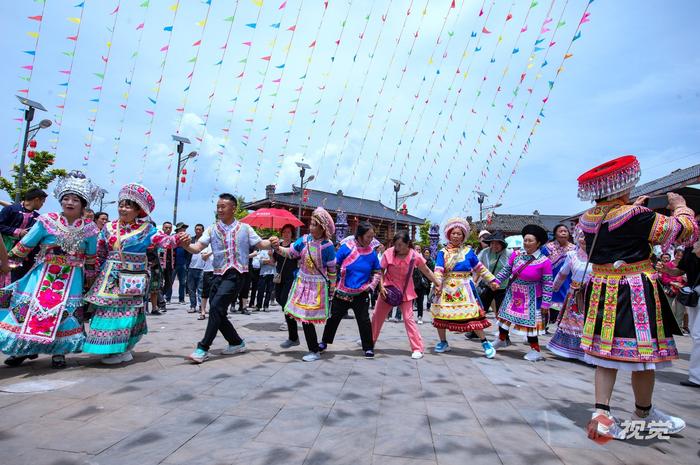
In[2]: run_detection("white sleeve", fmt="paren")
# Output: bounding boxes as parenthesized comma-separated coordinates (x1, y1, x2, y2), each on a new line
(198, 226, 212, 246)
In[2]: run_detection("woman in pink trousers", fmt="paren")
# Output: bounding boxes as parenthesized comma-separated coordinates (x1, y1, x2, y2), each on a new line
(371, 231, 440, 359)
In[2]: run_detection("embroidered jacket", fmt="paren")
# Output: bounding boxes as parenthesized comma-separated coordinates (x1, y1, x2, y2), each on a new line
(579, 199, 698, 263)
(198, 220, 262, 275)
(335, 238, 381, 295)
(494, 250, 553, 309)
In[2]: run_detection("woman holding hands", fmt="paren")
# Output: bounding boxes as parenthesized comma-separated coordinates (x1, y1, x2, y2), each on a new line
(371, 231, 439, 359)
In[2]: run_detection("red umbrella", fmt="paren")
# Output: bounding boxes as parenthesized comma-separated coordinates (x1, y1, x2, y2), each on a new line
(241, 208, 304, 230)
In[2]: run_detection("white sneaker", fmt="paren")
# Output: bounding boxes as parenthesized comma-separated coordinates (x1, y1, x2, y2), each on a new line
(355, 338, 362, 347)
(417, 318, 423, 325)
(523, 350, 544, 362)
(302, 352, 321, 362)
(411, 351, 423, 359)
(222, 341, 247, 354)
(632, 407, 686, 435)
(491, 339, 511, 350)
(588, 411, 627, 440)
(278, 323, 288, 331)
(101, 351, 133, 365)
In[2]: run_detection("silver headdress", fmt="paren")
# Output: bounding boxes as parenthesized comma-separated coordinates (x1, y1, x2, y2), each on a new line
(53, 170, 100, 205)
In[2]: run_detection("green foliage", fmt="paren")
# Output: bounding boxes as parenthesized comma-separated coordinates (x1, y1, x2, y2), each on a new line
(235, 195, 248, 220)
(417, 220, 431, 248)
(465, 229, 480, 249)
(0, 151, 66, 200)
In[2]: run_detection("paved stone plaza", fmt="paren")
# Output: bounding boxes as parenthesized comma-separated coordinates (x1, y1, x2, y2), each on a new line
(0, 302, 697, 465)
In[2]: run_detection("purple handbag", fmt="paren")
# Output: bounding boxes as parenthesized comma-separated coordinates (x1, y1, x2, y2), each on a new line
(382, 254, 415, 307)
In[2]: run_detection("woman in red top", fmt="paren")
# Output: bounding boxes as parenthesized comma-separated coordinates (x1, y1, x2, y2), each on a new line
(371, 231, 439, 359)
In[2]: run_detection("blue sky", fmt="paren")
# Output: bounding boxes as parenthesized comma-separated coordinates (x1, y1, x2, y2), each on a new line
(1, 0, 698, 229)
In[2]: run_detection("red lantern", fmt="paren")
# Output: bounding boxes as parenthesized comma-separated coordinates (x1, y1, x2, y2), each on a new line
(28, 140, 37, 148)
(181, 168, 188, 175)
(302, 189, 309, 202)
(180, 176, 186, 183)
(27, 150, 36, 159)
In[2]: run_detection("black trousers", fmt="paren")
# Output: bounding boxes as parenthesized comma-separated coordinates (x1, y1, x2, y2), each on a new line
(275, 276, 294, 308)
(322, 293, 373, 351)
(197, 269, 244, 351)
(163, 265, 174, 301)
(479, 287, 506, 313)
(256, 274, 274, 309)
(248, 268, 261, 305)
(286, 314, 320, 352)
(415, 289, 426, 318)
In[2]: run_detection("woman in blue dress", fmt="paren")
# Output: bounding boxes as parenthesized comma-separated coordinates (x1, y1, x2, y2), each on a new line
(83, 183, 180, 365)
(0, 171, 99, 368)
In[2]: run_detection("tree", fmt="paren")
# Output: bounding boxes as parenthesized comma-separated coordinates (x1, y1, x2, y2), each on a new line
(0, 151, 66, 200)
(235, 195, 248, 220)
(417, 220, 431, 248)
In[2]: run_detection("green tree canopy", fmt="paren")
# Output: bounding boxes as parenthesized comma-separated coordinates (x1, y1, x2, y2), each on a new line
(0, 151, 66, 200)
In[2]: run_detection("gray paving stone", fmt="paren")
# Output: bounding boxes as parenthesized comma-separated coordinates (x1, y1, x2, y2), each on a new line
(371, 455, 436, 465)
(163, 414, 269, 465)
(232, 443, 309, 465)
(93, 409, 216, 465)
(426, 400, 481, 435)
(255, 405, 331, 448)
(306, 426, 374, 465)
(432, 431, 502, 465)
(375, 412, 435, 460)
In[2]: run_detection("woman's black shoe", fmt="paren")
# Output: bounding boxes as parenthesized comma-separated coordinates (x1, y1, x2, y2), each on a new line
(51, 355, 67, 369)
(4, 354, 37, 367)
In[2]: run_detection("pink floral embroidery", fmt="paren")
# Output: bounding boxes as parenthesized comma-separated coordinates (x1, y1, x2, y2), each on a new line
(38, 288, 63, 308)
(48, 264, 62, 274)
(27, 314, 59, 334)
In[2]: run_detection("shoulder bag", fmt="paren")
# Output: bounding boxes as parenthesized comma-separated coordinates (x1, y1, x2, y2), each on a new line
(383, 251, 416, 307)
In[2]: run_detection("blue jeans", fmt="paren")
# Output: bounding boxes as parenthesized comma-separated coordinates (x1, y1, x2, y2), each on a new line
(173, 264, 187, 303)
(187, 268, 204, 309)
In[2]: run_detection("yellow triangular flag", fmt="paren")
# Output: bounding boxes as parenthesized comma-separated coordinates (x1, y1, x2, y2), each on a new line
(169, 3, 178, 11)
(196, 19, 206, 27)
(68, 17, 81, 24)
(252, 0, 263, 6)
(27, 31, 39, 38)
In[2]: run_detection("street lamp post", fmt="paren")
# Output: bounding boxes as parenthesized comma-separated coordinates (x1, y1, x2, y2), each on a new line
(474, 190, 488, 223)
(171, 135, 196, 225)
(95, 188, 108, 211)
(482, 203, 503, 224)
(391, 178, 417, 233)
(295, 162, 314, 236)
(15, 96, 51, 202)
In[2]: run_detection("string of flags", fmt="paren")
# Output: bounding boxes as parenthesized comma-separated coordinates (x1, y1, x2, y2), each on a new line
(8, 0, 595, 226)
